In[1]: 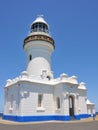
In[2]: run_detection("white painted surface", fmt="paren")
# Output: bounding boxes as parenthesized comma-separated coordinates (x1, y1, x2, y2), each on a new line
(4, 16, 95, 118)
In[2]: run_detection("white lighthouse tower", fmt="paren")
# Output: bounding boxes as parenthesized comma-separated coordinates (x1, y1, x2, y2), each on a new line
(24, 16, 55, 80)
(3, 16, 95, 122)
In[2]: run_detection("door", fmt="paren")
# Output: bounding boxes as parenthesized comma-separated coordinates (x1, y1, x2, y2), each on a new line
(69, 96, 74, 117)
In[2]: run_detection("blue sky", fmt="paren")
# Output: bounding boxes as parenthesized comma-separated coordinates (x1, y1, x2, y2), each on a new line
(0, 0, 98, 112)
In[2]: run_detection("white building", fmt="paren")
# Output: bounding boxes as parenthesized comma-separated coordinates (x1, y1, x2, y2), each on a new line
(3, 16, 95, 122)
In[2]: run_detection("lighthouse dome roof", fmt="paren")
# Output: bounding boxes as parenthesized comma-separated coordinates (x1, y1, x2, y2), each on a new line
(32, 15, 48, 25)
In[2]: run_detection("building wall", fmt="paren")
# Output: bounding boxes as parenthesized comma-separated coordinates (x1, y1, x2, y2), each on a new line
(4, 84, 19, 115)
(25, 41, 54, 77)
(19, 81, 55, 116)
(63, 84, 79, 115)
(3, 80, 90, 121)
(54, 84, 65, 115)
(87, 105, 95, 115)
(78, 89, 87, 114)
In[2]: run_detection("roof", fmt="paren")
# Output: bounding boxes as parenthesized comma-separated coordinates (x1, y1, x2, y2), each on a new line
(86, 99, 95, 105)
(32, 15, 48, 25)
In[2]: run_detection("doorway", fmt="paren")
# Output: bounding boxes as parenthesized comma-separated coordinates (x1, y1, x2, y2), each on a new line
(69, 96, 74, 117)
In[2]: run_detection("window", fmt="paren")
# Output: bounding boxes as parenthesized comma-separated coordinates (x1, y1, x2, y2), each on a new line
(29, 55, 32, 61)
(56, 97, 60, 109)
(38, 94, 43, 107)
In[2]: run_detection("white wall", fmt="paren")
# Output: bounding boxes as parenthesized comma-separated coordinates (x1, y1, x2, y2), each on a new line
(24, 40, 54, 78)
(87, 105, 95, 115)
(4, 80, 89, 117)
(19, 81, 55, 116)
(4, 84, 19, 115)
(78, 90, 87, 114)
(53, 84, 65, 115)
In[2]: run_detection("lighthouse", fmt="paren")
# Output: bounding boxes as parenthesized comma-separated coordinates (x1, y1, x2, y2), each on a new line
(3, 16, 95, 122)
(24, 16, 55, 80)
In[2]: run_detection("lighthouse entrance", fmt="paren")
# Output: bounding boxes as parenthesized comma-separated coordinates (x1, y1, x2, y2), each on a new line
(69, 96, 74, 118)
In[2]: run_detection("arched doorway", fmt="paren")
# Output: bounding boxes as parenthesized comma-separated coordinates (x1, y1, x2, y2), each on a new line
(69, 96, 74, 117)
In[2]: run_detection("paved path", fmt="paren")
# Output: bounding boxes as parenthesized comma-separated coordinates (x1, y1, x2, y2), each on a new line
(0, 121, 98, 130)
(0, 116, 98, 130)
